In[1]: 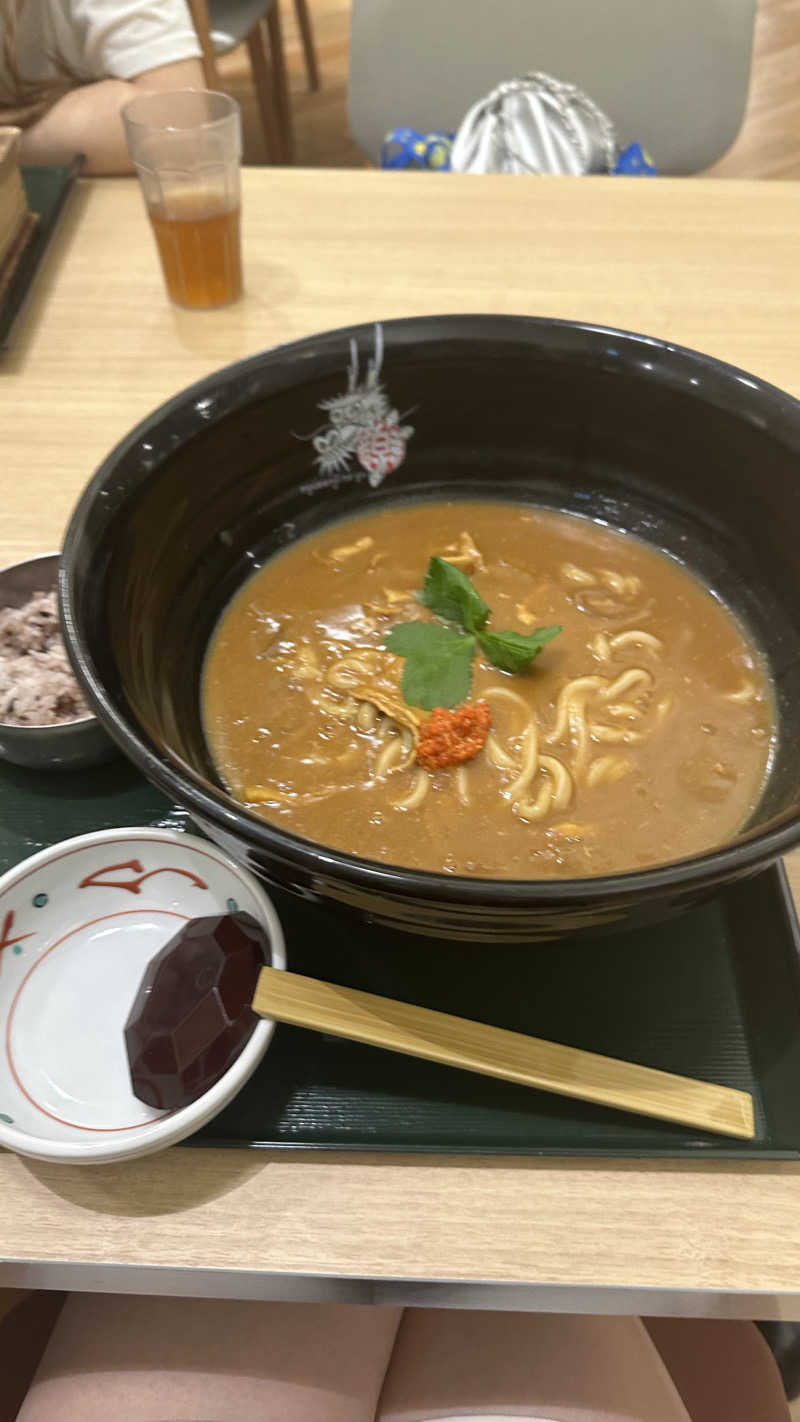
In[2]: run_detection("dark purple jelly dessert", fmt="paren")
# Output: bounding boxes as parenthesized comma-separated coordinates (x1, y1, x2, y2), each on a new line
(125, 912, 271, 1111)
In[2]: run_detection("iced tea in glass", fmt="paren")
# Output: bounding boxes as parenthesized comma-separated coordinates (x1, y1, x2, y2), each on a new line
(123, 90, 243, 309)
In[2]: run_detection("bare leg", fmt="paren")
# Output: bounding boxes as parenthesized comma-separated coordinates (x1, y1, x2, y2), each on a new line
(17, 1294, 402, 1422)
(378, 1310, 693, 1421)
(645, 1318, 790, 1422)
(0, 1292, 65, 1422)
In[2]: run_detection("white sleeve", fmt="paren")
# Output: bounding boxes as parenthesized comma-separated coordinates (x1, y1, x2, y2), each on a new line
(59, 0, 202, 81)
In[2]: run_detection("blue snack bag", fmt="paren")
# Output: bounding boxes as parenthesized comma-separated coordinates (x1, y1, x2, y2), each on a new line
(614, 142, 657, 175)
(381, 127, 454, 170)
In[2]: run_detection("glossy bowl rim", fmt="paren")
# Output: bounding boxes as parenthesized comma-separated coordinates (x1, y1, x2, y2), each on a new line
(59, 313, 800, 908)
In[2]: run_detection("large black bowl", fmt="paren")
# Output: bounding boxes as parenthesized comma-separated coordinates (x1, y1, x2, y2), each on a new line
(60, 316, 800, 941)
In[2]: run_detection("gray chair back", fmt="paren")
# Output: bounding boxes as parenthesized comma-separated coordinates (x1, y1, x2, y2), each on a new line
(348, 0, 756, 174)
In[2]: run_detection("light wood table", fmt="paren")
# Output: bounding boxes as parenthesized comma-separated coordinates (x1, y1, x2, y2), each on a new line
(3, 169, 800, 1317)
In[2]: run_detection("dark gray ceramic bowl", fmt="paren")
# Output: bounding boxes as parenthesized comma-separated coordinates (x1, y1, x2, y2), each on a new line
(59, 316, 800, 940)
(0, 553, 115, 771)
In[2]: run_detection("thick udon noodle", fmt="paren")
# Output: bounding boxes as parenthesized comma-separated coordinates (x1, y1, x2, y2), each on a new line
(236, 550, 722, 820)
(203, 503, 774, 879)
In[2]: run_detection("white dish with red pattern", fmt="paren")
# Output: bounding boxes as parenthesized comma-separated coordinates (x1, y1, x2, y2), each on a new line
(0, 827, 285, 1164)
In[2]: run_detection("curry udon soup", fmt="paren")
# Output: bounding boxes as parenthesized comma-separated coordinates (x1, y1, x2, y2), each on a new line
(202, 503, 775, 880)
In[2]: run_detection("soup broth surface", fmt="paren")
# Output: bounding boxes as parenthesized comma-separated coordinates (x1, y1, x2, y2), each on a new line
(203, 502, 774, 878)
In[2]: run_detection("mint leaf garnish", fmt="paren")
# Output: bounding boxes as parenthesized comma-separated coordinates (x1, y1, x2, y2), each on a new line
(477, 625, 562, 674)
(385, 622, 475, 710)
(386, 558, 561, 711)
(421, 556, 490, 632)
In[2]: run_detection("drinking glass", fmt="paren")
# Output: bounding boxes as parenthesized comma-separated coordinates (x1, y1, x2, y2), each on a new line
(123, 89, 243, 309)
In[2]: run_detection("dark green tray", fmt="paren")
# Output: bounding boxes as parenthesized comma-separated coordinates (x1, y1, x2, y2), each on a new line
(3, 756, 800, 1158)
(0, 159, 82, 350)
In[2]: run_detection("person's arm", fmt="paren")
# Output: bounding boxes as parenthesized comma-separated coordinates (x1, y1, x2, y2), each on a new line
(17, 79, 140, 173)
(129, 56, 204, 91)
(17, 56, 205, 175)
(17, 0, 206, 177)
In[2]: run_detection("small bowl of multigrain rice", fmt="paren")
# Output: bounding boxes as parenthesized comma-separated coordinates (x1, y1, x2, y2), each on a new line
(0, 553, 116, 770)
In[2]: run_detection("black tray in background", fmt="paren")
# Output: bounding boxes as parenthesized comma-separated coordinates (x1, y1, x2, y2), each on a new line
(0, 158, 82, 351)
(2, 756, 800, 1158)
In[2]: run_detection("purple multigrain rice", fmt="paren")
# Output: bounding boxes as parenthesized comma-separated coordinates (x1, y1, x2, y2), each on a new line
(0, 591, 90, 726)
